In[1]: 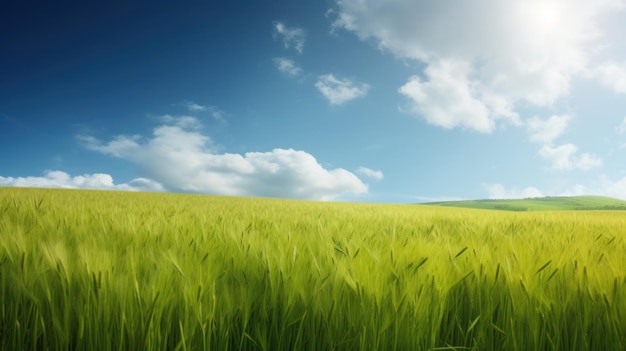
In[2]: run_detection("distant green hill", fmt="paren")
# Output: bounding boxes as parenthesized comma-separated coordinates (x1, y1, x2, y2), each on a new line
(425, 195, 626, 211)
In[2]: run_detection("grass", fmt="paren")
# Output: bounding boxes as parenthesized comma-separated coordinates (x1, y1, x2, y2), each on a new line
(426, 195, 626, 211)
(1, 187, 626, 350)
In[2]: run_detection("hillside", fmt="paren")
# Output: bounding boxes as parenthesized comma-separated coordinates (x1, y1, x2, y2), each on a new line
(425, 195, 626, 211)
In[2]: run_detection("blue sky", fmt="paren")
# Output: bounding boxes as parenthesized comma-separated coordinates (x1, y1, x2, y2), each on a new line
(2, 0, 626, 202)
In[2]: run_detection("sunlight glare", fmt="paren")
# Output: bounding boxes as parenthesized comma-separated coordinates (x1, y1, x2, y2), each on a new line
(538, 5, 557, 25)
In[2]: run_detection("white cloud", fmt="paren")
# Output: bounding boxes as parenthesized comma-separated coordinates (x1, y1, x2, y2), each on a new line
(183, 101, 207, 112)
(207, 106, 226, 122)
(398, 60, 505, 133)
(524, 115, 602, 171)
(526, 115, 570, 144)
(0, 171, 164, 192)
(160, 115, 203, 129)
(539, 144, 575, 170)
(179, 102, 226, 122)
(273, 21, 306, 54)
(558, 184, 588, 197)
(539, 144, 602, 171)
(488, 177, 626, 201)
(125, 178, 166, 191)
(562, 177, 626, 200)
(315, 74, 369, 105)
(79, 117, 368, 200)
(77, 134, 142, 158)
(356, 167, 384, 181)
(333, 0, 624, 132)
(484, 183, 544, 199)
(592, 61, 626, 93)
(274, 57, 302, 76)
(598, 176, 626, 200)
(576, 153, 604, 170)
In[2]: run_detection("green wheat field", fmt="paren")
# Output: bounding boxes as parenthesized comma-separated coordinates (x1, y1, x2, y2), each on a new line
(1, 187, 626, 350)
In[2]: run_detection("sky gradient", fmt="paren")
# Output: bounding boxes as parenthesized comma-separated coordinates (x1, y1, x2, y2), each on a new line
(2, 1, 626, 202)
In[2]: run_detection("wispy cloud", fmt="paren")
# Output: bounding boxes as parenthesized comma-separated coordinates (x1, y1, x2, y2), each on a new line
(207, 106, 226, 121)
(273, 21, 306, 54)
(78, 116, 368, 200)
(597, 175, 626, 200)
(0, 171, 164, 191)
(181, 101, 226, 122)
(484, 183, 544, 199)
(526, 115, 570, 144)
(523, 114, 603, 171)
(618, 116, 626, 134)
(539, 144, 602, 171)
(315, 74, 369, 105)
(183, 100, 208, 112)
(591, 61, 626, 94)
(489, 176, 626, 201)
(356, 166, 384, 181)
(274, 57, 302, 76)
(160, 115, 203, 129)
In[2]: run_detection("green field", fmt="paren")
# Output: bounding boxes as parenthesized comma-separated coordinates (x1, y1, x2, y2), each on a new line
(426, 195, 626, 212)
(1, 187, 626, 350)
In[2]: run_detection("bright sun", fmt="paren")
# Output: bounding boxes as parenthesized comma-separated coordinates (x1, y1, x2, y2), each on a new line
(537, 5, 557, 25)
(518, 0, 562, 28)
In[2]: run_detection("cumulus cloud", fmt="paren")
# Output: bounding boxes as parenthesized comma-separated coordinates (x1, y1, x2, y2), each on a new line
(315, 74, 369, 105)
(274, 21, 306, 54)
(484, 183, 544, 199)
(539, 144, 602, 171)
(333, 0, 624, 132)
(398, 59, 511, 133)
(526, 115, 570, 144)
(274, 57, 302, 76)
(79, 117, 368, 200)
(356, 167, 384, 181)
(0, 171, 164, 192)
